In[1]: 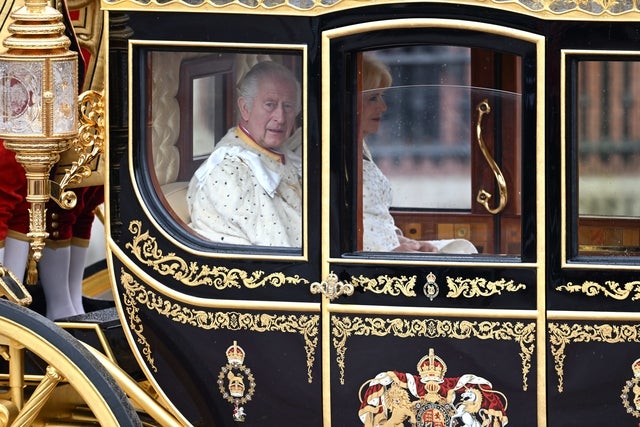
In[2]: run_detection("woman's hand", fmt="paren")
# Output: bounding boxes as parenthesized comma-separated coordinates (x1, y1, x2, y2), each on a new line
(394, 236, 438, 252)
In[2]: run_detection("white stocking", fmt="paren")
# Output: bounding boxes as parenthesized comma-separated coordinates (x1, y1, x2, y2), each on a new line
(39, 245, 75, 320)
(4, 237, 30, 283)
(68, 244, 87, 315)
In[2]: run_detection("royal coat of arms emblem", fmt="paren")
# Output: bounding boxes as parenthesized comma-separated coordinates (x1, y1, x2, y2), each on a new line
(358, 348, 509, 427)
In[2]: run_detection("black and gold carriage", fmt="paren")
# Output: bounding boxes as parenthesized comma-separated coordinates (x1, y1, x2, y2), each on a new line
(2, 0, 640, 425)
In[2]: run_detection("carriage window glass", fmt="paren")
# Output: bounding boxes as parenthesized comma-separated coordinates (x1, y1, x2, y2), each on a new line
(192, 75, 219, 158)
(363, 47, 472, 210)
(577, 60, 640, 256)
(358, 47, 522, 255)
(147, 49, 304, 252)
(174, 53, 234, 182)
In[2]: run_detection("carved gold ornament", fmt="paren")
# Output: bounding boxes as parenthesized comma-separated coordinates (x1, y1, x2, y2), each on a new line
(332, 316, 535, 390)
(556, 280, 640, 301)
(447, 276, 526, 298)
(310, 272, 354, 300)
(350, 274, 526, 299)
(548, 322, 640, 393)
(120, 268, 319, 382)
(52, 90, 105, 199)
(125, 221, 309, 289)
(0, 265, 31, 306)
(350, 274, 416, 297)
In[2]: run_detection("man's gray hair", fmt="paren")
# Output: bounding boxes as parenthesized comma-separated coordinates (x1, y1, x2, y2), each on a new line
(237, 61, 301, 113)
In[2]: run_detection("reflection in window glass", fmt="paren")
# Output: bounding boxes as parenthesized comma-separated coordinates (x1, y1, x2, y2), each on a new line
(356, 46, 522, 255)
(192, 74, 222, 158)
(366, 46, 472, 209)
(577, 60, 640, 255)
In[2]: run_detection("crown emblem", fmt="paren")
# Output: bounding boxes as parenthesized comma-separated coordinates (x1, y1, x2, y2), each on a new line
(426, 272, 436, 283)
(632, 358, 640, 378)
(227, 371, 246, 397)
(417, 348, 447, 383)
(621, 358, 640, 417)
(226, 341, 246, 366)
(218, 340, 255, 422)
(423, 272, 439, 301)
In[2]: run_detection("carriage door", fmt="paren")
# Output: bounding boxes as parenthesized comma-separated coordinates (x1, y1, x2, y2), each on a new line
(106, 11, 325, 426)
(320, 20, 545, 426)
(546, 42, 640, 424)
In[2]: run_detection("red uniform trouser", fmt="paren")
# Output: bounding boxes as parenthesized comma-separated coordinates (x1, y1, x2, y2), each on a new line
(0, 145, 29, 243)
(0, 143, 104, 246)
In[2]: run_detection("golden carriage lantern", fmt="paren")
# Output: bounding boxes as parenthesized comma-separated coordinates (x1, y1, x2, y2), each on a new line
(0, 0, 79, 276)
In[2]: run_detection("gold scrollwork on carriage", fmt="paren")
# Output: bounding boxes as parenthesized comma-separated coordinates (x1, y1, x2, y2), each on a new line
(125, 221, 309, 289)
(349, 274, 526, 299)
(548, 322, 640, 393)
(120, 268, 319, 382)
(52, 90, 105, 199)
(447, 277, 527, 298)
(331, 316, 535, 390)
(555, 280, 640, 301)
(350, 275, 417, 297)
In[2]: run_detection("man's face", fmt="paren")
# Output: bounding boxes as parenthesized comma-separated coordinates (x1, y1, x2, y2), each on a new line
(239, 77, 298, 150)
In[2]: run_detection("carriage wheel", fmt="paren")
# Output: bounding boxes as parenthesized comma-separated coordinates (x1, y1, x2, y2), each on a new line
(0, 298, 141, 426)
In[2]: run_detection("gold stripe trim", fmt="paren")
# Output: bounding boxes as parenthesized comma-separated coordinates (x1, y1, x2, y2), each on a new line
(82, 268, 110, 297)
(548, 310, 640, 321)
(58, 321, 118, 361)
(330, 303, 537, 319)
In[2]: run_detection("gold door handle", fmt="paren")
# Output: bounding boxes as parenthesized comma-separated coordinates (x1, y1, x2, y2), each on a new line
(310, 272, 354, 300)
(475, 99, 508, 214)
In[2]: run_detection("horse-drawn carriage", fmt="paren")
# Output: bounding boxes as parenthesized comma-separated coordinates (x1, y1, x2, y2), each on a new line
(2, 0, 640, 425)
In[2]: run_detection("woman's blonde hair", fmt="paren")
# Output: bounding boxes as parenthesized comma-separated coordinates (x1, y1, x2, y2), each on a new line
(362, 54, 392, 91)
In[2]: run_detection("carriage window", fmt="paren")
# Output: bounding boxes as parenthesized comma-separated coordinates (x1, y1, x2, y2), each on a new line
(363, 47, 473, 210)
(576, 59, 640, 256)
(144, 48, 304, 251)
(357, 47, 522, 255)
